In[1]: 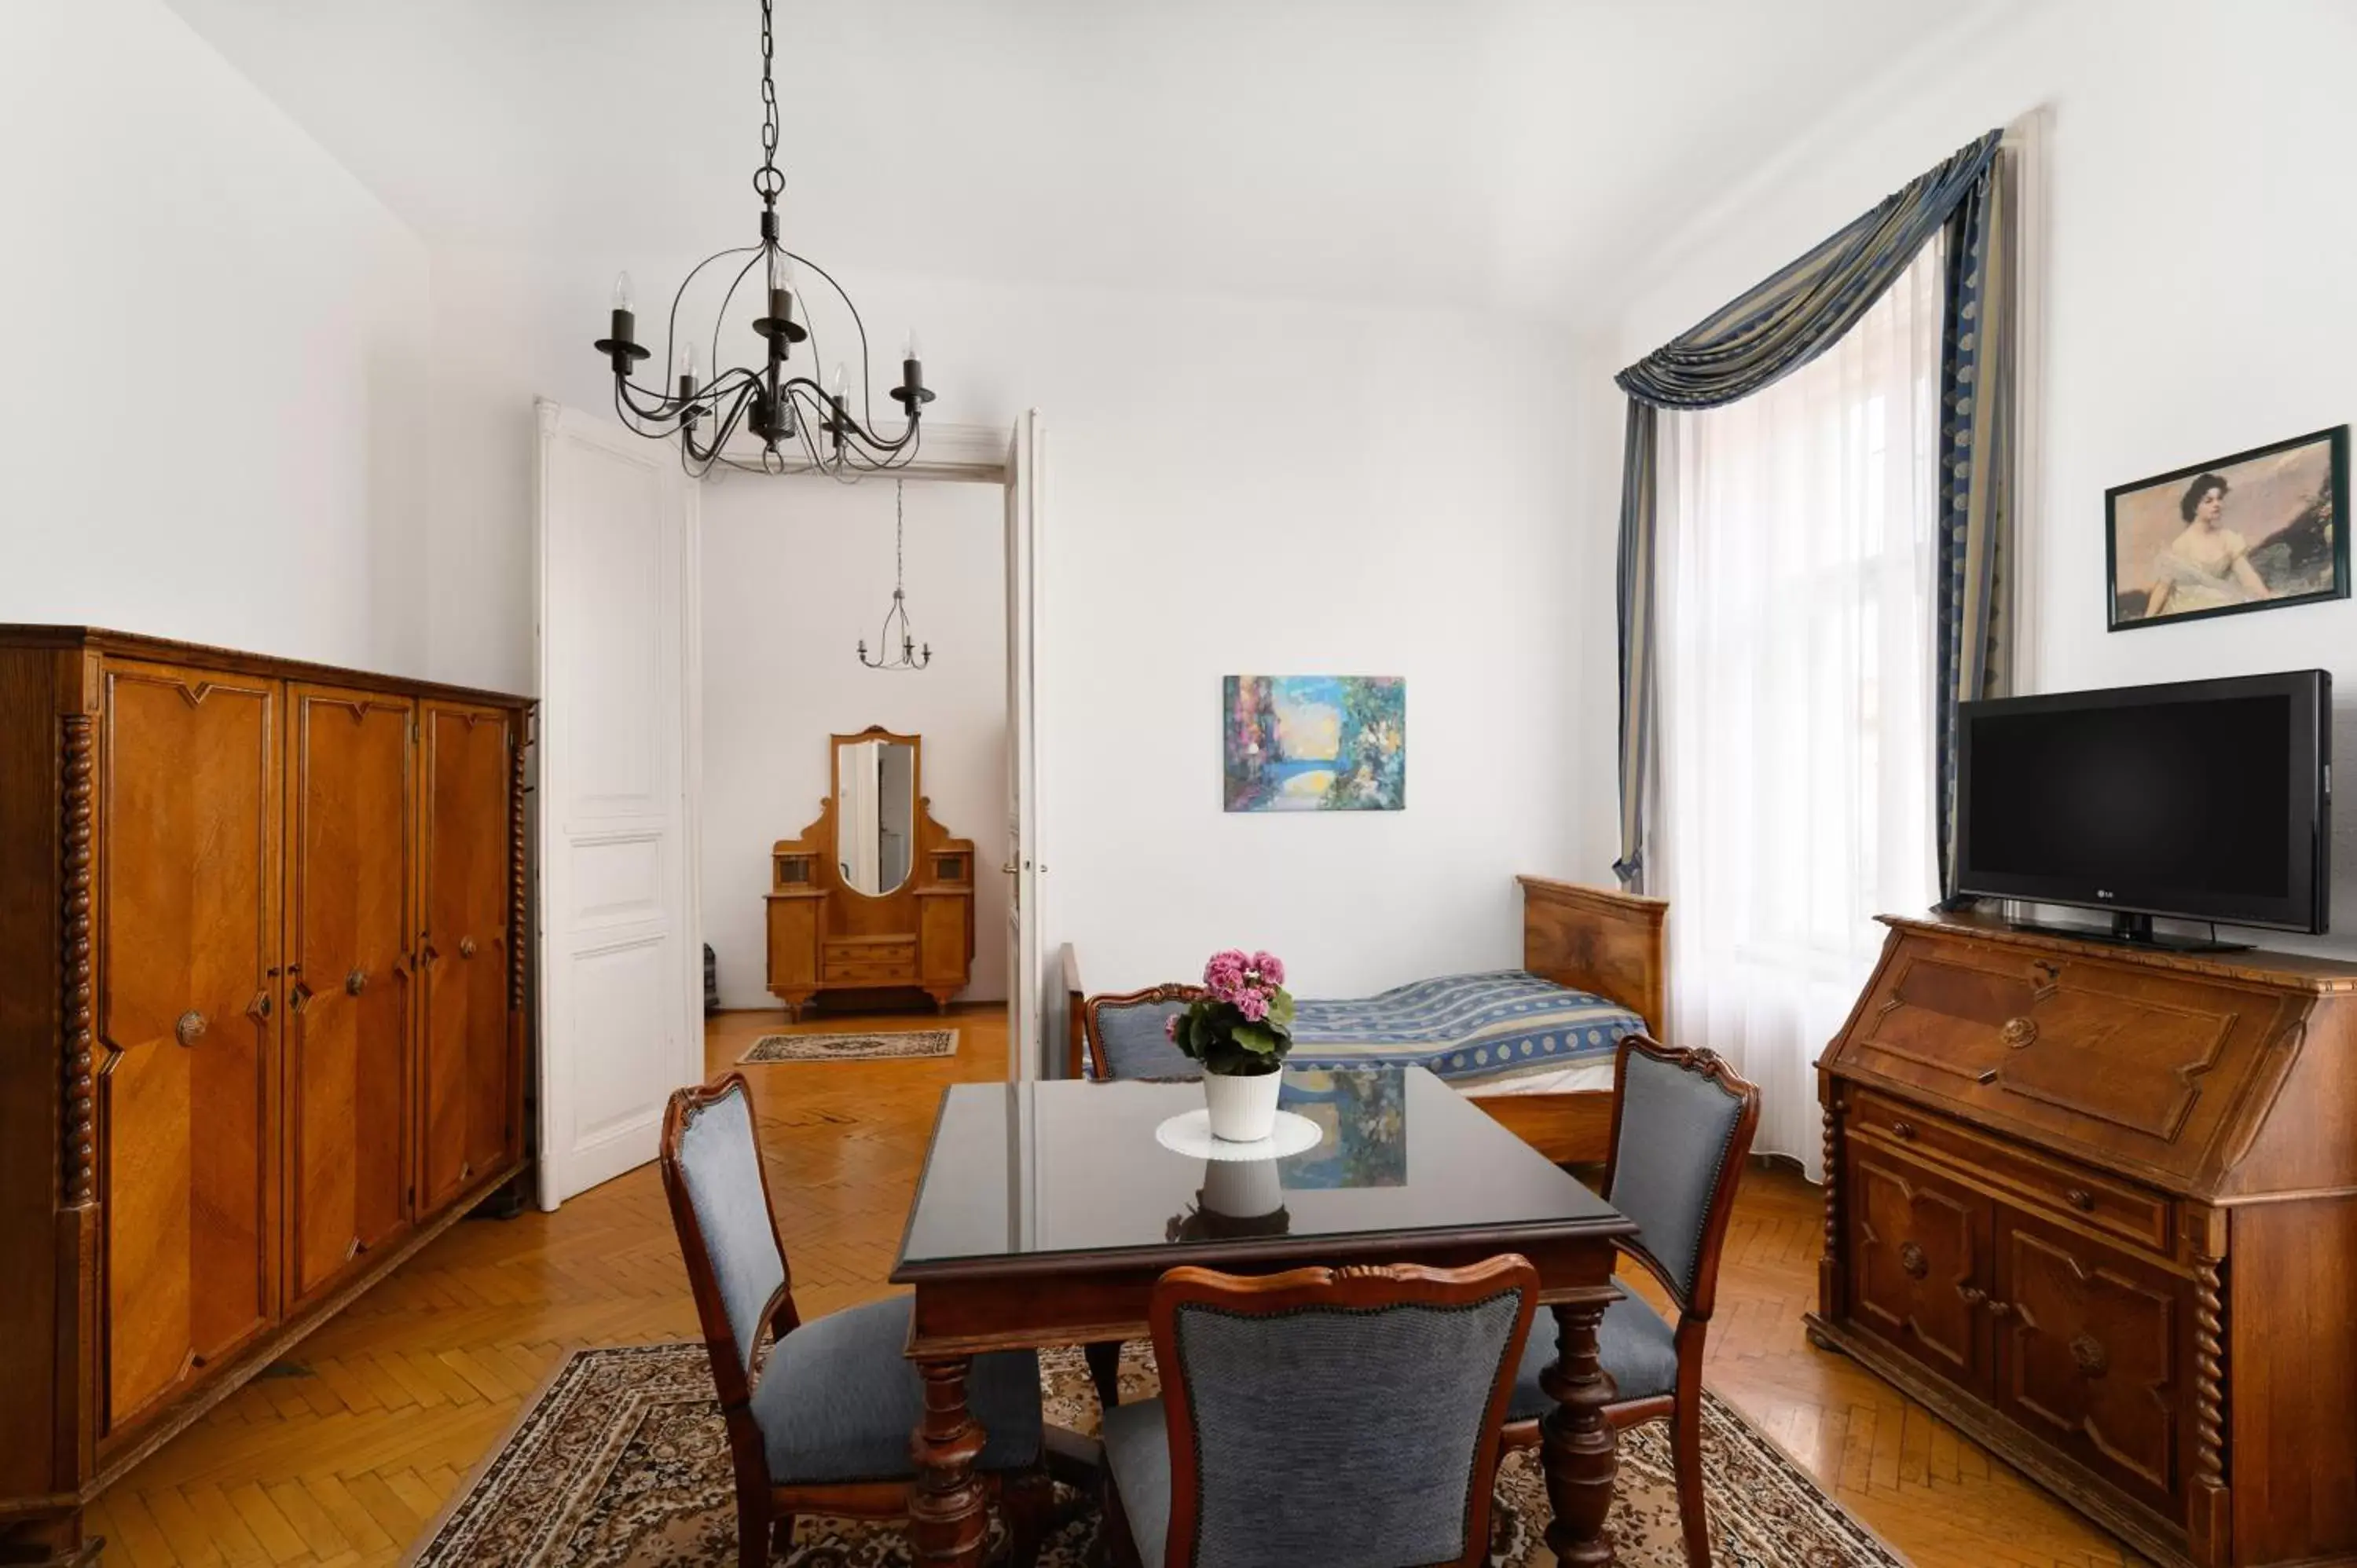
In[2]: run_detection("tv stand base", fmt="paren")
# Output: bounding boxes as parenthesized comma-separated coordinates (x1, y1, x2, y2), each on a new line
(2002, 909, 2252, 954)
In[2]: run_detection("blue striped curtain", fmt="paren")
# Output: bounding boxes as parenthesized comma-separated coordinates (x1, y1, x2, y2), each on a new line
(1612, 130, 2012, 897)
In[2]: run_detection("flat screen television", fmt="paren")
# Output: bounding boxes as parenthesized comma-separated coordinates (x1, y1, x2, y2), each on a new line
(1955, 669, 2331, 945)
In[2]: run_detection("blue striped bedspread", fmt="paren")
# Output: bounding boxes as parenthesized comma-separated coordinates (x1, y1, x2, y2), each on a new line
(1283, 970, 1644, 1086)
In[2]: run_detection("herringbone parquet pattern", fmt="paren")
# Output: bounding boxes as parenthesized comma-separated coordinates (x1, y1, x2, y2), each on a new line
(83, 1008, 2141, 1567)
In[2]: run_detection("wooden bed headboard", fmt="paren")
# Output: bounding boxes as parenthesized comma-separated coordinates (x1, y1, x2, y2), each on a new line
(1516, 875, 1669, 1031)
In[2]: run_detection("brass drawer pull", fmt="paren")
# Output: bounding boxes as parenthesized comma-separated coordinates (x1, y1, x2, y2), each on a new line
(1889, 1119, 1916, 1141)
(1988, 1300, 2014, 1318)
(2066, 1187, 2096, 1212)
(175, 1010, 207, 1047)
(2000, 1016, 2039, 1048)
(1956, 1284, 1987, 1306)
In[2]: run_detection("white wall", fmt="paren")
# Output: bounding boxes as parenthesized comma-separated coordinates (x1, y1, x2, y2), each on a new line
(0, 0, 432, 674)
(1597, 0, 2357, 955)
(428, 251, 1596, 1008)
(700, 473, 1009, 1008)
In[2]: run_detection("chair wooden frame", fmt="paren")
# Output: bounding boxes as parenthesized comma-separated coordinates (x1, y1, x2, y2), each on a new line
(1501, 1035, 1760, 1568)
(1102, 1257, 1541, 1568)
(659, 1072, 1050, 1568)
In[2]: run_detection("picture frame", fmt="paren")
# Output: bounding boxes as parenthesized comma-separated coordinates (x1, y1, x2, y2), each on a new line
(2106, 425, 2348, 632)
(1222, 675, 1406, 812)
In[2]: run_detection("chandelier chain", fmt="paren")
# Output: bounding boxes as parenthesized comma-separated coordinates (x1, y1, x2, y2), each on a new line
(753, 0, 783, 203)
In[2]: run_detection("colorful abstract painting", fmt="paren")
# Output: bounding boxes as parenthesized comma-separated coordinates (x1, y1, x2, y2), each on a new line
(1222, 675, 1406, 812)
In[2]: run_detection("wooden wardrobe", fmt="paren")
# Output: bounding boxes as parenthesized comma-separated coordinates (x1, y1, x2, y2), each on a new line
(1809, 913, 2357, 1568)
(0, 628, 533, 1566)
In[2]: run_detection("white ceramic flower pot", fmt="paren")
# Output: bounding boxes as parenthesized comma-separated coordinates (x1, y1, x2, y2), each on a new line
(1202, 1068, 1283, 1142)
(1201, 1157, 1284, 1218)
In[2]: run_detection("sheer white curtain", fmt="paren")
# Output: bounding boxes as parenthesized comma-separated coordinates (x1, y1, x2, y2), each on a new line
(1655, 240, 1944, 1178)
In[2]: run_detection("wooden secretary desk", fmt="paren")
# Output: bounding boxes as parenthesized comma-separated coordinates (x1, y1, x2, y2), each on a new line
(1809, 912, 2357, 1568)
(0, 628, 532, 1566)
(765, 727, 976, 1016)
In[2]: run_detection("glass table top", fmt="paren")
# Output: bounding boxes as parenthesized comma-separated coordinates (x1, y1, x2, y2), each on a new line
(893, 1065, 1625, 1276)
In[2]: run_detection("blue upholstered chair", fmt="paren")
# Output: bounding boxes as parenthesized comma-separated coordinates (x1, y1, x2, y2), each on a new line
(659, 1073, 1051, 1568)
(1080, 984, 1204, 1081)
(1074, 983, 1207, 1414)
(1504, 1035, 1760, 1568)
(1098, 1257, 1540, 1568)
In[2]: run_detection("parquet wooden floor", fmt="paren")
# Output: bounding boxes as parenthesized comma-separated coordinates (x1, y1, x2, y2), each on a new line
(85, 1006, 2144, 1567)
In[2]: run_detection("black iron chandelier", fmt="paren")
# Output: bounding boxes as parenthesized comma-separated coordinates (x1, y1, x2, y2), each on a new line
(592, 0, 933, 478)
(857, 481, 931, 670)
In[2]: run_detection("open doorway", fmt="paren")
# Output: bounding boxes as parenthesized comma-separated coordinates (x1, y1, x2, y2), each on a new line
(694, 465, 1012, 1039)
(535, 411, 1047, 1211)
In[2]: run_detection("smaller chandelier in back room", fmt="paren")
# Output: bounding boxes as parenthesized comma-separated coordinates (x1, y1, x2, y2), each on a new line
(592, 0, 933, 478)
(857, 480, 931, 671)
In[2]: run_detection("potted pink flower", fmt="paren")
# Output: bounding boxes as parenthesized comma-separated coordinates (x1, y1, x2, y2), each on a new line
(1165, 948, 1296, 1141)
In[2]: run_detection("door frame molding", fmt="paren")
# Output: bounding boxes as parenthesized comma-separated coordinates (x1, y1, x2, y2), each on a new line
(676, 417, 1054, 1079)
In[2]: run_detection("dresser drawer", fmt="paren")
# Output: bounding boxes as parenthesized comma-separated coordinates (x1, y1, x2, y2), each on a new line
(1848, 1090, 2172, 1255)
(823, 940, 915, 978)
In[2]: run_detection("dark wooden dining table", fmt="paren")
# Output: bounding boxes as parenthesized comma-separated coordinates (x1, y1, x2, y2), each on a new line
(890, 1064, 1637, 1566)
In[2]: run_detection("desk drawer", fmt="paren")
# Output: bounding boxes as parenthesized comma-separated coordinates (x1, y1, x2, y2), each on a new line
(1848, 1090, 2172, 1255)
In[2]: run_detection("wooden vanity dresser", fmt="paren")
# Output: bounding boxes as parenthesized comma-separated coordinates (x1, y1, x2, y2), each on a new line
(1809, 912, 2357, 1568)
(764, 727, 975, 1017)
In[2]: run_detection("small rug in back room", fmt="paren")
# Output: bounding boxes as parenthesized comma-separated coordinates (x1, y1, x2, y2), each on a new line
(738, 1028, 959, 1064)
(408, 1342, 1912, 1566)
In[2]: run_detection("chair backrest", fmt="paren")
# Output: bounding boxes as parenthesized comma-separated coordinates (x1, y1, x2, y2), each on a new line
(658, 1073, 795, 1408)
(1600, 1036, 1760, 1317)
(1083, 984, 1204, 1080)
(1149, 1258, 1538, 1568)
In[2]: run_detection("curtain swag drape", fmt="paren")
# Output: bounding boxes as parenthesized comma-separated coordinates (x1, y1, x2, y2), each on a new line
(1612, 127, 2013, 898)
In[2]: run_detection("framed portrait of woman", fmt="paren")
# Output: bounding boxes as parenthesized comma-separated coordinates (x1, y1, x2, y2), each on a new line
(2107, 425, 2348, 631)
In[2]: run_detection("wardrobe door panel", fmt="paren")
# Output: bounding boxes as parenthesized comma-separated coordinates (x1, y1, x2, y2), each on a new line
(97, 661, 279, 1434)
(419, 702, 514, 1212)
(285, 686, 415, 1306)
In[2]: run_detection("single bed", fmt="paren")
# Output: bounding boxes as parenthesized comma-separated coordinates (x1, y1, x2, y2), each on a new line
(1062, 875, 1666, 1165)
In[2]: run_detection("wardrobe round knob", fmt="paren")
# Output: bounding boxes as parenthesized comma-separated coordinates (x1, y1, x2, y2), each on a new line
(2001, 1016, 2039, 1049)
(174, 1010, 207, 1048)
(346, 966, 369, 996)
(459, 936, 478, 959)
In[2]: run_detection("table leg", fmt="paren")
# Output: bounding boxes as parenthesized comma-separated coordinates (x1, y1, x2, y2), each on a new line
(908, 1354, 989, 1566)
(1538, 1299, 1619, 1567)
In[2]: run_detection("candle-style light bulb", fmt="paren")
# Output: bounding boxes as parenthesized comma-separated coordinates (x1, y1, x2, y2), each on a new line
(829, 362, 848, 407)
(612, 272, 636, 313)
(902, 328, 922, 363)
(676, 340, 700, 381)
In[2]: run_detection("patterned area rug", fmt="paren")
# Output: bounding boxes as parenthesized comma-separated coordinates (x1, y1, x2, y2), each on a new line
(739, 1029, 959, 1064)
(409, 1340, 1908, 1566)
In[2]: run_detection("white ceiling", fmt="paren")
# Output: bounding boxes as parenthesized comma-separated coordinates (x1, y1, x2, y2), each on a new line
(160, 0, 1983, 324)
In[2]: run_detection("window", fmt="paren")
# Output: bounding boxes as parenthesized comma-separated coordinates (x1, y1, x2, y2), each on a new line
(1655, 240, 1943, 1174)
